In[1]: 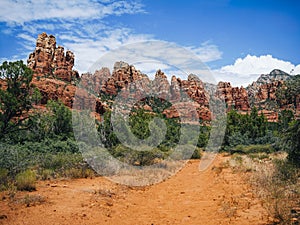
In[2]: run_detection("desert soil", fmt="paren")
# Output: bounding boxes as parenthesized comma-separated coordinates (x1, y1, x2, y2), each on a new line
(0, 154, 272, 225)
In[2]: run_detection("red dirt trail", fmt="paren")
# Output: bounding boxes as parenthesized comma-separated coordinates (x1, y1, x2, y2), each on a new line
(0, 155, 271, 225)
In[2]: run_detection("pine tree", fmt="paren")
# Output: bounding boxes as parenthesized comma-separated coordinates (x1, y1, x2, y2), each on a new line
(0, 61, 33, 137)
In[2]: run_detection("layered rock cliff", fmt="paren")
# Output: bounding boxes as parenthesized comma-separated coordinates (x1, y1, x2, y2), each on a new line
(27, 33, 103, 114)
(27, 32, 79, 82)
(25, 33, 299, 122)
(217, 82, 250, 111)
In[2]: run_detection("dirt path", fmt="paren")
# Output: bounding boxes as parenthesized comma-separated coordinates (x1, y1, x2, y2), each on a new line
(0, 154, 271, 225)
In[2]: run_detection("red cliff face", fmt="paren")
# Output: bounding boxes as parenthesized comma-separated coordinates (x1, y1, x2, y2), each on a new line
(27, 32, 79, 82)
(24, 33, 297, 123)
(27, 33, 103, 115)
(217, 82, 250, 112)
(162, 74, 211, 121)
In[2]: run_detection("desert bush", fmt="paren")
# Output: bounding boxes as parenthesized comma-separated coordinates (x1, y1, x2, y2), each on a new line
(274, 159, 299, 182)
(110, 144, 165, 166)
(15, 170, 36, 191)
(64, 168, 95, 179)
(191, 147, 202, 159)
(253, 160, 299, 224)
(0, 141, 81, 177)
(0, 168, 9, 190)
(230, 144, 274, 154)
(233, 154, 300, 224)
(0, 143, 35, 176)
(40, 152, 83, 172)
(248, 153, 269, 161)
(23, 194, 45, 207)
(39, 169, 55, 180)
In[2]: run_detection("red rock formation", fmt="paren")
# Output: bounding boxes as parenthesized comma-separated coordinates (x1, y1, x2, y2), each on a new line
(24, 33, 298, 123)
(31, 78, 104, 115)
(255, 80, 284, 102)
(217, 82, 250, 112)
(26, 33, 103, 116)
(259, 110, 278, 123)
(163, 74, 211, 122)
(170, 76, 181, 102)
(153, 69, 170, 100)
(31, 78, 75, 107)
(27, 32, 79, 82)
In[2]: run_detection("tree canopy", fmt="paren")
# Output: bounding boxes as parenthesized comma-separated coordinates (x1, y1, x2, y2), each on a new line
(0, 61, 33, 137)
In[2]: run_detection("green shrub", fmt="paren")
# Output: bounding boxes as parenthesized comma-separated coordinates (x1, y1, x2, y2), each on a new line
(274, 159, 299, 182)
(39, 169, 55, 180)
(0, 143, 35, 176)
(191, 148, 202, 159)
(15, 170, 36, 191)
(64, 168, 95, 179)
(283, 120, 300, 167)
(40, 152, 83, 172)
(230, 144, 274, 154)
(0, 168, 9, 190)
(248, 153, 269, 160)
(110, 144, 165, 166)
(0, 168, 8, 182)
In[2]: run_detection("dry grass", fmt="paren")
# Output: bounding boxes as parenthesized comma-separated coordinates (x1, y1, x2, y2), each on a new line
(22, 194, 46, 207)
(108, 159, 186, 186)
(15, 170, 37, 191)
(229, 152, 300, 225)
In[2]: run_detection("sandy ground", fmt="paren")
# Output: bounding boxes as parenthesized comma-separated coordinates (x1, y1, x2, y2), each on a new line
(0, 154, 272, 225)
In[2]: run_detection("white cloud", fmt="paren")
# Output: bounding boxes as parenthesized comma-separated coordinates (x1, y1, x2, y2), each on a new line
(0, 0, 148, 71)
(187, 41, 222, 63)
(220, 54, 300, 75)
(0, 0, 222, 81)
(61, 28, 154, 73)
(0, 0, 145, 24)
(213, 54, 300, 87)
(89, 40, 218, 84)
(0, 55, 26, 64)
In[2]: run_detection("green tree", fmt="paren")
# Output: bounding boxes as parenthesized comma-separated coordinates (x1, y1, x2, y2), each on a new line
(0, 61, 33, 137)
(278, 109, 294, 131)
(223, 108, 268, 147)
(283, 119, 300, 166)
(249, 107, 267, 139)
(31, 87, 42, 105)
(46, 100, 73, 137)
(98, 111, 120, 148)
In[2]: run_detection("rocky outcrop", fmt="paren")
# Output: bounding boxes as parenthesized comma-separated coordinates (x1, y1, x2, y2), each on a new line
(163, 74, 211, 121)
(247, 70, 290, 104)
(153, 69, 170, 100)
(27, 32, 79, 82)
(31, 79, 75, 107)
(24, 33, 299, 123)
(31, 78, 104, 115)
(217, 82, 250, 111)
(80, 61, 212, 122)
(246, 70, 293, 121)
(26, 33, 103, 115)
(80, 61, 151, 98)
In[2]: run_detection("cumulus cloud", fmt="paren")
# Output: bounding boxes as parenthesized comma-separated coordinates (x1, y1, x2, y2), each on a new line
(220, 54, 300, 75)
(213, 55, 300, 87)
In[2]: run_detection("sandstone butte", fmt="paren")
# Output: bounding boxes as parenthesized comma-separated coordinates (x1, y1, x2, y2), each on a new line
(7, 32, 296, 122)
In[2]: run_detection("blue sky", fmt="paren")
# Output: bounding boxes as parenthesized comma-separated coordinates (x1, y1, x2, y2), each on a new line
(0, 0, 299, 86)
